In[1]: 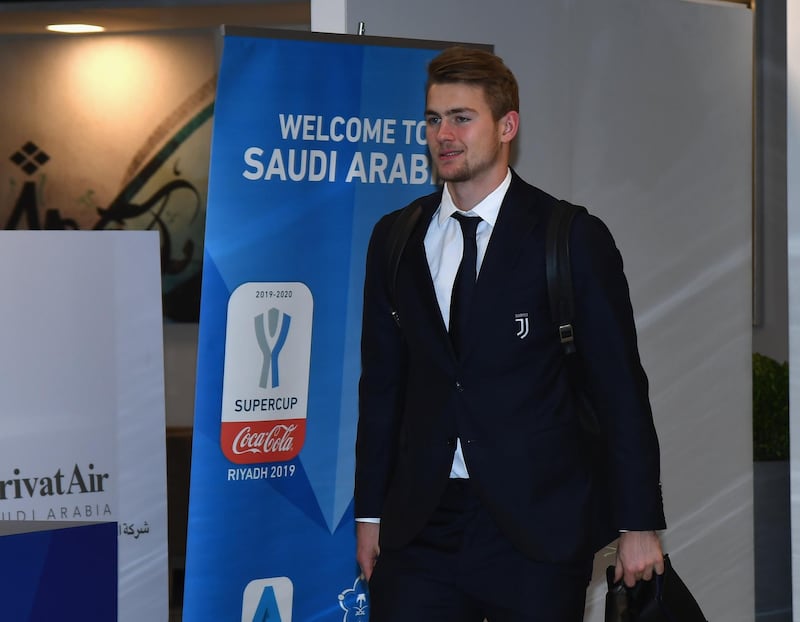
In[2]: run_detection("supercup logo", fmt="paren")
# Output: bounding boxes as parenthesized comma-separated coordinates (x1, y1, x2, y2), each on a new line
(254, 308, 291, 389)
(221, 283, 313, 464)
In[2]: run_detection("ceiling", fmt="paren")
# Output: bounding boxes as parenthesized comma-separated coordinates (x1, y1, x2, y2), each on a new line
(0, 1, 310, 35)
(0, 0, 754, 37)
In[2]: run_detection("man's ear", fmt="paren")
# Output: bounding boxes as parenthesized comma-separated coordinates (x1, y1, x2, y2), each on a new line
(499, 111, 520, 143)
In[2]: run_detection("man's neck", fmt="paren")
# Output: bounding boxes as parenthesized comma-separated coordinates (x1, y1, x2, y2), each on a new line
(446, 166, 510, 212)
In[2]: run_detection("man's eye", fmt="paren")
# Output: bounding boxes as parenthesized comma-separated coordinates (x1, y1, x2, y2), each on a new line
(455, 116, 471, 123)
(426, 117, 441, 126)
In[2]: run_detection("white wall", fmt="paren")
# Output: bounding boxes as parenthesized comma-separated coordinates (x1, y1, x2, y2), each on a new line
(313, 1, 754, 620)
(567, 3, 753, 620)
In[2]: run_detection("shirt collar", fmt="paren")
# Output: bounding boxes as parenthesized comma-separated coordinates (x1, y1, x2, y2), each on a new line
(437, 169, 512, 228)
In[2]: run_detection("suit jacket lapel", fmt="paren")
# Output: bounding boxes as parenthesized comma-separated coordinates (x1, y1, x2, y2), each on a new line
(478, 173, 542, 284)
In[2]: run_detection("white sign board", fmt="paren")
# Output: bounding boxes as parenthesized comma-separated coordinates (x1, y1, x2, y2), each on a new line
(0, 231, 168, 621)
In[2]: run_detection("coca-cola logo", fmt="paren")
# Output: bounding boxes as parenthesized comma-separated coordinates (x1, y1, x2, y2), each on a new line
(221, 419, 306, 463)
(232, 424, 298, 455)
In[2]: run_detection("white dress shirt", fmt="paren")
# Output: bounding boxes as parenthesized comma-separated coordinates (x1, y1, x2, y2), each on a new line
(423, 170, 512, 478)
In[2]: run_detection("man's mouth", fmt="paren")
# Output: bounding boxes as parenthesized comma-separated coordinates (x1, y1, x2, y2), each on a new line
(438, 149, 463, 160)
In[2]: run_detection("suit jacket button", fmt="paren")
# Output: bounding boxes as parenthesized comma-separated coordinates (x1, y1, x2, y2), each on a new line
(447, 438, 456, 447)
(455, 380, 464, 392)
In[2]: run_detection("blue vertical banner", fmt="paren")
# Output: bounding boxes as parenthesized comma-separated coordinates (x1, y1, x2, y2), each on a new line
(184, 28, 451, 621)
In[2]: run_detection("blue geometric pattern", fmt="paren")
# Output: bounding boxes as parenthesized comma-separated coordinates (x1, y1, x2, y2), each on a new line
(0, 522, 117, 621)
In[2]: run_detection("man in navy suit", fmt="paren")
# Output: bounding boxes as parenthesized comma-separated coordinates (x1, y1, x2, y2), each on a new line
(355, 46, 665, 621)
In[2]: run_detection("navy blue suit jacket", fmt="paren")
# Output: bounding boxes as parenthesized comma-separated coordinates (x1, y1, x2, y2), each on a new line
(355, 172, 665, 563)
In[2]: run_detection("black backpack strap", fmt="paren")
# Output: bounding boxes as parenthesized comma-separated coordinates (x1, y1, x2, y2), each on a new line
(385, 202, 422, 327)
(545, 200, 586, 355)
(546, 201, 612, 552)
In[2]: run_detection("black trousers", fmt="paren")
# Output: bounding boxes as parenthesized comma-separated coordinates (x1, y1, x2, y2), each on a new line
(368, 479, 592, 622)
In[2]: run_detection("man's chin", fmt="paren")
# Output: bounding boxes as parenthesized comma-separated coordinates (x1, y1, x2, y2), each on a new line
(433, 167, 470, 183)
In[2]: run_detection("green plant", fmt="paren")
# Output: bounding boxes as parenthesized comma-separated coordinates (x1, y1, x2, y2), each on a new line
(752, 352, 789, 461)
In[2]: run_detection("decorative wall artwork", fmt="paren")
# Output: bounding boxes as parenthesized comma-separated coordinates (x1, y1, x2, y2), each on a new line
(0, 33, 217, 322)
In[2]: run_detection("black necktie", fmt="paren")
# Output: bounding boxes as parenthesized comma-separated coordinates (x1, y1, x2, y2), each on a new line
(449, 212, 481, 355)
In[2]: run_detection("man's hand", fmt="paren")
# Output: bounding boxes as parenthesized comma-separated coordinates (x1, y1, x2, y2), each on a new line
(356, 522, 381, 581)
(614, 530, 664, 587)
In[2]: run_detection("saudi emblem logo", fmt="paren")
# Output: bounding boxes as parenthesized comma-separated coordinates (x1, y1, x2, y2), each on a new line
(338, 576, 369, 621)
(220, 282, 313, 464)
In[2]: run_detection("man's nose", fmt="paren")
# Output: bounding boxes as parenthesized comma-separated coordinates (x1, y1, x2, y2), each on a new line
(436, 119, 455, 141)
